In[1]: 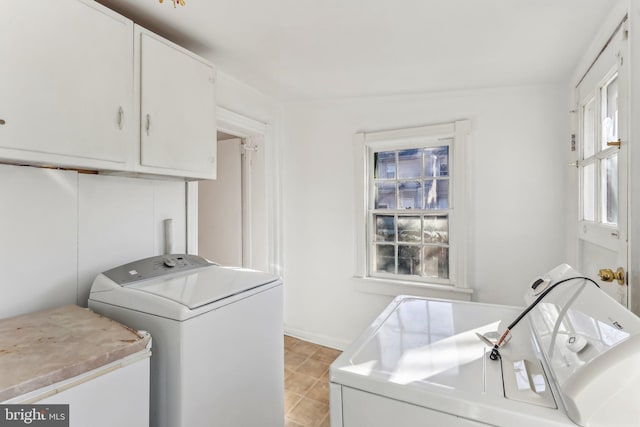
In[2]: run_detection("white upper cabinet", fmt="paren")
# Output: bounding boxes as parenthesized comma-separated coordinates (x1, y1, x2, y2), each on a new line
(136, 26, 217, 180)
(0, 1, 217, 180)
(0, 0, 134, 170)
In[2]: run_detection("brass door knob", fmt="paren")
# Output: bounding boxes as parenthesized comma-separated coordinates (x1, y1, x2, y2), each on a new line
(598, 267, 626, 286)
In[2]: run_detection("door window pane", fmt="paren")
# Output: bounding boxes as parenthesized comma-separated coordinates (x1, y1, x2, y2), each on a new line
(399, 181, 422, 209)
(580, 73, 621, 228)
(423, 246, 449, 278)
(582, 163, 595, 221)
(398, 149, 422, 179)
(375, 182, 396, 209)
(602, 154, 618, 225)
(375, 244, 395, 273)
(583, 98, 596, 158)
(375, 215, 395, 242)
(602, 75, 619, 149)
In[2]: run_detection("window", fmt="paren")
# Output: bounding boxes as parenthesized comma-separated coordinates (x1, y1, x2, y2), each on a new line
(354, 120, 471, 293)
(580, 72, 620, 227)
(372, 145, 451, 281)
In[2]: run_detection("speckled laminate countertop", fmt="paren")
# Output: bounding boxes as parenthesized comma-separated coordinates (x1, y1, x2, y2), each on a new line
(0, 304, 151, 401)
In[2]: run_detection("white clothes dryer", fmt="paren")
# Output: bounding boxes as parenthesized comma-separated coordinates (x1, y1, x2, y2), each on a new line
(88, 254, 284, 427)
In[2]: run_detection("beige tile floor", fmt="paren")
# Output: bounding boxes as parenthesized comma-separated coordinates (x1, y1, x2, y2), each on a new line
(284, 335, 342, 427)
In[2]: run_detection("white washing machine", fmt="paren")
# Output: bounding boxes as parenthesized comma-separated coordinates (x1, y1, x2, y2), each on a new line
(330, 264, 640, 427)
(88, 254, 284, 427)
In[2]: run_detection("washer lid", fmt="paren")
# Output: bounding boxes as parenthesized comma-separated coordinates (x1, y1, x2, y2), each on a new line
(336, 297, 516, 393)
(125, 265, 279, 310)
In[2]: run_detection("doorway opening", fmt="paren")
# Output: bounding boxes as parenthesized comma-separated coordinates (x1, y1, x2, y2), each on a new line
(187, 108, 272, 272)
(198, 131, 244, 266)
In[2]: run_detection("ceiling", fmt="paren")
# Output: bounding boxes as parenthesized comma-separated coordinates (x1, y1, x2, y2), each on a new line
(97, 0, 618, 102)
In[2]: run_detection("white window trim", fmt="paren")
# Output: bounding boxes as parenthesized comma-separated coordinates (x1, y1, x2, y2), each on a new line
(353, 120, 472, 299)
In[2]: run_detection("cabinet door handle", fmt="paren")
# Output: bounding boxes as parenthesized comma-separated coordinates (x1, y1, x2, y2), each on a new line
(117, 107, 124, 130)
(0, 119, 5, 126)
(146, 114, 151, 136)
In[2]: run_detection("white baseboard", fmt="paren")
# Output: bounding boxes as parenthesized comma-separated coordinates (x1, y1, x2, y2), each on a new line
(284, 325, 351, 351)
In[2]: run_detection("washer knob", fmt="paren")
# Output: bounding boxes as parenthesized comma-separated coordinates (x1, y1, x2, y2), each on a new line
(566, 335, 588, 353)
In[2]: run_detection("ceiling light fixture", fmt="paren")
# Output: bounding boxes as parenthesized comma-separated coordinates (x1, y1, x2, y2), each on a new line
(159, 0, 185, 8)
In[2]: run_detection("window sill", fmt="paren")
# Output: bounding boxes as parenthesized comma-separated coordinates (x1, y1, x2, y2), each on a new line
(353, 276, 473, 301)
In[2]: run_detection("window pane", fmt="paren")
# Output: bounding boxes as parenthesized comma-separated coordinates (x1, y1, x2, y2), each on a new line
(398, 216, 421, 242)
(398, 149, 422, 179)
(375, 244, 395, 273)
(582, 163, 595, 221)
(375, 182, 396, 209)
(375, 151, 396, 179)
(425, 179, 449, 210)
(398, 245, 420, 275)
(399, 181, 422, 209)
(423, 246, 449, 279)
(424, 146, 449, 177)
(602, 75, 618, 149)
(602, 154, 618, 225)
(375, 215, 395, 242)
(424, 215, 448, 243)
(583, 98, 595, 158)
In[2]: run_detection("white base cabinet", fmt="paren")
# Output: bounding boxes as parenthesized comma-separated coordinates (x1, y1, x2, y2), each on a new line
(1, 0, 217, 180)
(7, 356, 151, 427)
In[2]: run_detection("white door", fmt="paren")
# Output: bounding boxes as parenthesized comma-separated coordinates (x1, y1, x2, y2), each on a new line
(0, 0, 133, 168)
(575, 23, 628, 305)
(137, 26, 216, 178)
(198, 138, 243, 266)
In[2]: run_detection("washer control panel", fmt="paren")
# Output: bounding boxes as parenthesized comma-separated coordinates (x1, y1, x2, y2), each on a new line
(102, 254, 213, 286)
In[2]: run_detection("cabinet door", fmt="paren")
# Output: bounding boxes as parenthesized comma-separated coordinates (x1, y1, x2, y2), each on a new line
(138, 26, 217, 179)
(0, 0, 134, 170)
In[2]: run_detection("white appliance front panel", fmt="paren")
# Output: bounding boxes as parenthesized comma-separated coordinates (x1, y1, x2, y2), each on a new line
(342, 387, 488, 427)
(89, 284, 284, 427)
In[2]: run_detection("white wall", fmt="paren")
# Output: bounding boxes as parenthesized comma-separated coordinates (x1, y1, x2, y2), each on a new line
(216, 72, 282, 125)
(0, 164, 186, 319)
(77, 174, 186, 305)
(282, 84, 569, 349)
(0, 165, 78, 319)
